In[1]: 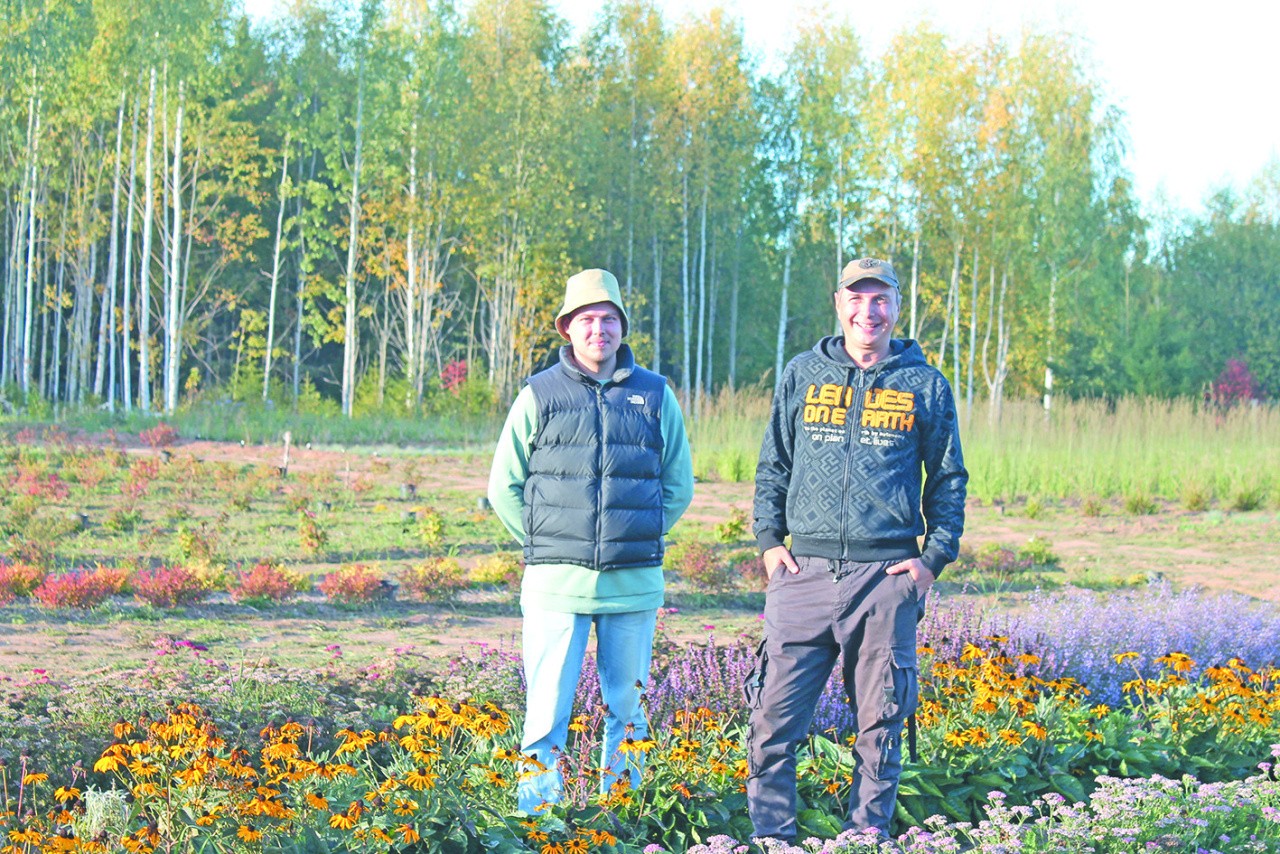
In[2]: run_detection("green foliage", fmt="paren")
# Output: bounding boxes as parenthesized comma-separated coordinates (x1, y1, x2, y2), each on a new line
(1123, 490, 1160, 516)
(398, 557, 468, 603)
(1181, 481, 1213, 511)
(712, 507, 748, 543)
(665, 540, 738, 593)
(412, 506, 446, 551)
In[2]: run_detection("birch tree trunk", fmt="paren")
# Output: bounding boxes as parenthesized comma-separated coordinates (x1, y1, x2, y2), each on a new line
(966, 244, 979, 420)
(651, 229, 662, 372)
(98, 91, 127, 408)
(909, 228, 920, 340)
(163, 80, 185, 413)
(341, 59, 366, 418)
(122, 88, 140, 412)
(263, 140, 289, 401)
(727, 226, 740, 391)
(139, 67, 157, 413)
(937, 243, 959, 374)
(404, 127, 417, 401)
(694, 181, 707, 417)
(951, 241, 962, 392)
(775, 246, 791, 386)
(1042, 264, 1057, 415)
(21, 96, 41, 397)
(50, 201, 67, 402)
(679, 170, 691, 399)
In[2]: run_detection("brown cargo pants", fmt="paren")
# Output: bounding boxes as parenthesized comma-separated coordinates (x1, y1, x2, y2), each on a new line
(745, 555, 923, 841)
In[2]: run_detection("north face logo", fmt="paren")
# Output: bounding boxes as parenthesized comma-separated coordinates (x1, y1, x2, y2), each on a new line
(628, 394, 644, 405)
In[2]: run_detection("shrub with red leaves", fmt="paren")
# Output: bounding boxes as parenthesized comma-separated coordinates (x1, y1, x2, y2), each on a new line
(132, 565, 210, 608)
(230, 562, 307, 605)
(139, 422, 179, 450)
(9, 466, 70, 500)
(441, 360, 468, 393)
(1211, 359, 1258, 409)
(319, 564, 390, 604)
(32, 566, 123, 610)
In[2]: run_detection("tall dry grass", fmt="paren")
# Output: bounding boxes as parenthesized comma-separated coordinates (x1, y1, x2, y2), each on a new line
(688, 389, 1278, 506)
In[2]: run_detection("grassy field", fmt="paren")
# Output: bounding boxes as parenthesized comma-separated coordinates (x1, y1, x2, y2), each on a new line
(46, 392, 1280, 505)
(0, 412, 1276, 685)
(1, 415, 1278, 852)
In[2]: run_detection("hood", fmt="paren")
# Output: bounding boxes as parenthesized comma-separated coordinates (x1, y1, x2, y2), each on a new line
(813, 336, 927, 371)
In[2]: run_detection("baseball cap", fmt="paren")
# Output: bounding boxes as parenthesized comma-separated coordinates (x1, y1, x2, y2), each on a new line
(837, 257, 900, 292)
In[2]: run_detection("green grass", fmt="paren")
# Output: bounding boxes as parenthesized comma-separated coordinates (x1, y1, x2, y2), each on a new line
(7, 391, 1277, 503)
(29, 399, 504, 451)
(960, 396, 1278, 504)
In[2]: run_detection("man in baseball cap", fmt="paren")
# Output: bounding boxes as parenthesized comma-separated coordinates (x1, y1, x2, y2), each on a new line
(747, 256, 967, 842)
(488, 268, 693, 814)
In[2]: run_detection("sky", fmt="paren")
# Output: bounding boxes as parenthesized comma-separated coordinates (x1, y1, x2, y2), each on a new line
(245, 0, 1279, 215)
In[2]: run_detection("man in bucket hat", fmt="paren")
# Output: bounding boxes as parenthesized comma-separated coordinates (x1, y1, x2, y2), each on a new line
(488, 268, 694, 813)
(746, 257, 968, 841)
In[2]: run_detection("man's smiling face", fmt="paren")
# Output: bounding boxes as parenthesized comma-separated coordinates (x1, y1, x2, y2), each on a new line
(835, 280, 899, 359)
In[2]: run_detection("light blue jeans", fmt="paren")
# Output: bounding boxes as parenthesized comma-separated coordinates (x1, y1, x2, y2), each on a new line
(517, 607, 657, 813)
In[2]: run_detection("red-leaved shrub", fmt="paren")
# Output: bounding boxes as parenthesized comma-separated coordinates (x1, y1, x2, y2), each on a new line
(319, 564, 390, 604)
(230, 561, 308, 605)
(32, 566, 123, 609)
(139, 422, 179, 450)
(132, 566, 210, 608)
(1211, 359, 1258, 409)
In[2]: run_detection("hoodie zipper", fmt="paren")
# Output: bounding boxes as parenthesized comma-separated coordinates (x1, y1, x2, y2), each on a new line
(839, 366, 870, 561)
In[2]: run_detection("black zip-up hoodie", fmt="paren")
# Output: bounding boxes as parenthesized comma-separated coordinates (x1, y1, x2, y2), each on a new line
(753, 336, 967, 575)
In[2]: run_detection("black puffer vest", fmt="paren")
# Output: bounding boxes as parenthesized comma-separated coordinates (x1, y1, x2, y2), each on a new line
(523, 344, 667, 571)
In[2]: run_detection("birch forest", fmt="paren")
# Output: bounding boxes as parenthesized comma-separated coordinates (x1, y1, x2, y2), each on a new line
(2, 0, 1278, 420)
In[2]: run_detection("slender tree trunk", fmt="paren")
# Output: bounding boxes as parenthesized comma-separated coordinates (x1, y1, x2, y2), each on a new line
(1043, 264, 1057, 415)
(51, 198, 67, 402)
(694, 181, 707, 417)
(989, 266, 1010, 426)
(122, 86, 139, 412)
(952, 249, 961, 393)
(938, 244, 959, 373)
(727, 225, 741, 391)
(21, 97, 41, 397)
(38, 230, 49, 398)
(679, 170, 691, 400)
(292, 151, 314, 405)
(139, 67, 157, 413)
(966, 244, 979, 420)
(909, 227, 920, 341)
(651, 229, 662, 373)
(404, 126, 417, 401)
(341, 58, 367, 417)
(264, 140, 289, 401)
(97, 92, 127, 408)
(835, 156, 845, 280)
(775, 246, 791, 386)
(706, 233, 718, 399)
(164, 80, 185, 413)
(3, 186, 23, 386)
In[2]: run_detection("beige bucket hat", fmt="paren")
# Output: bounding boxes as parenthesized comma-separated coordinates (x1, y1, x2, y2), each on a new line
(553, 268, 630, 340)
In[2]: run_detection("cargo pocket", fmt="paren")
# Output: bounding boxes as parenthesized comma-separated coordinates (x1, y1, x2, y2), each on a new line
(742, 639, 768, 709)
(873, 647, 919, 777)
